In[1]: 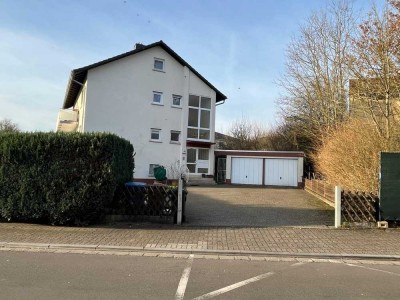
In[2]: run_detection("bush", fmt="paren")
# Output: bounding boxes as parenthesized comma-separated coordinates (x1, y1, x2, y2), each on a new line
(314, 118, 400, 193)
(0, 132, 134, 225)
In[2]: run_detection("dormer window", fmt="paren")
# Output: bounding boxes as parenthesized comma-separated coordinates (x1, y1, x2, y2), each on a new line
(153, 58, 164, 71)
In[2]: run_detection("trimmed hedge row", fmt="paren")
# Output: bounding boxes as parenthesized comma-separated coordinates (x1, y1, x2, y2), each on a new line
(0, 132, 134, 225)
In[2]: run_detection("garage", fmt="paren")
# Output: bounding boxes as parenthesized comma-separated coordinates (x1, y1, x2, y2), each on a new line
(215, 150, 304, 187)
(231, 158, 263, 185)
(264, 158, 298, 187)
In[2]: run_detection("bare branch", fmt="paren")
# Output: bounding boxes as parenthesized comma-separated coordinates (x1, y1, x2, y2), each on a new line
(277, 0, 354, 152)
(0, 119, 19, 133)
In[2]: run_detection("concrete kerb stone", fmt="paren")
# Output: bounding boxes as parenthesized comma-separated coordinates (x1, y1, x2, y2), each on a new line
(48, 244, 98, 250)
(6, 242, 51, 249)
(96, 245, 144, 251)
(1, 244, 399, 265)
(1, 241, 400, 262)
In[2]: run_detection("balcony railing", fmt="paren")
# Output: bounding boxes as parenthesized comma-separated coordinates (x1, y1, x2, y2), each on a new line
(56, 109, 78, 132)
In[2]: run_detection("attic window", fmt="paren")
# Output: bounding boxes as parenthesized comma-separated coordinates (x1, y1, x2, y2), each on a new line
(154, 58, 164, 71)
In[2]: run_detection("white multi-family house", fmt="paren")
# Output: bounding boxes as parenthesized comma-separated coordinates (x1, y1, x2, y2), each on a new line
(56, 41, 227, 182)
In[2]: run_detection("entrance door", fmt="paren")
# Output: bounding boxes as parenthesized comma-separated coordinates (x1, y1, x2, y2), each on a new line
(264, 159, 298, 187)
(187, 148, 209, 174)
(216, 157, 226, 183)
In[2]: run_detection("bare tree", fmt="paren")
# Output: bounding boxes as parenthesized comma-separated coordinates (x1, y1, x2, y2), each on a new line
(0, 119, 19, 133)
(277, 0, 355, 152)
(264, 121, 312, 152)
(223, 118, 268, 150)
(222, 118, 305, 151)
(347, 1, 400, 142)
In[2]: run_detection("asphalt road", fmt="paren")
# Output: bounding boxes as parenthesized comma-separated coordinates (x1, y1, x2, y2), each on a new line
(1, 251, 399, 299)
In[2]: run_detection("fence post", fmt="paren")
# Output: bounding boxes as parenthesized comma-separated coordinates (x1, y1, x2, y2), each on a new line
(334, 186, 342, 228)
(176, 177, 183, 225)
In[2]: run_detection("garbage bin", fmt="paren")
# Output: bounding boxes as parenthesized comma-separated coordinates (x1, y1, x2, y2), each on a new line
(125, 182, 146, 187)
(124, 182, 147, 209)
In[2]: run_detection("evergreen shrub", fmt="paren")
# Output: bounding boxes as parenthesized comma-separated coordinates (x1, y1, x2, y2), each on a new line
(0, 132, 134, 225)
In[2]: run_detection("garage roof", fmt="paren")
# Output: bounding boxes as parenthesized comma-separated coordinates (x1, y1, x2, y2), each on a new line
(214, 150, 305, 158)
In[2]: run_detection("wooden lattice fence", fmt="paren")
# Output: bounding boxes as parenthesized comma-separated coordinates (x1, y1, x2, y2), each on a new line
(341, 190, 379, 223)
(124, 185, 187, 223)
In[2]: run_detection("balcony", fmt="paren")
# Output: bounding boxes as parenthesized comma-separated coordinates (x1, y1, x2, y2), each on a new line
(56, 109, 78, 132)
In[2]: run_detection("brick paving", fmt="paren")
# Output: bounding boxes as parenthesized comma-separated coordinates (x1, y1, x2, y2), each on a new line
(0, 223, 399, 256)
(0, 187, 398, 257)
(185, 186, 334, 227)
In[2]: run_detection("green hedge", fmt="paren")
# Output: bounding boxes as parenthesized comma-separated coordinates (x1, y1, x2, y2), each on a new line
(0, 132, 134, 225)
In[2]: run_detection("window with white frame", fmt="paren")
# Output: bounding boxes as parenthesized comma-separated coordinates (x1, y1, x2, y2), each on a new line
(172, 95, 182, 108)
(150, 128, 161, 141)
(187, 95, 211, 140)
(149, 164, 160, 176)
(152, 91, 163, 105)
(153, 58, 164, 71)
(170, 130, 180, 143)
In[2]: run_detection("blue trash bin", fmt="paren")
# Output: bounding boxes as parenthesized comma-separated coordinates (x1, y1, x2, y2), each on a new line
(125, 182, 146, 187)
(125, 182, 147, 208)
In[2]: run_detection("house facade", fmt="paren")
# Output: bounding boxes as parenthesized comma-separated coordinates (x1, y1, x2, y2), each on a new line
(56, 41, 227, 182)
(349, 78, 400, 125)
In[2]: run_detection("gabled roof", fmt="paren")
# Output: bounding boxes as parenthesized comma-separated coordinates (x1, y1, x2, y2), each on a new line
(62, 40, 227, 108)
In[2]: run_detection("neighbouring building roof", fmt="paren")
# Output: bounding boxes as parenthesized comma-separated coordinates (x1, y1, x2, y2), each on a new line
(214, 132, 237, 149)
(62, 40, 227, 109)
(214, 132, 232, 140)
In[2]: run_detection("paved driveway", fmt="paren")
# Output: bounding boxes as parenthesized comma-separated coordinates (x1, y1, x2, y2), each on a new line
(185, 186, 334, 227)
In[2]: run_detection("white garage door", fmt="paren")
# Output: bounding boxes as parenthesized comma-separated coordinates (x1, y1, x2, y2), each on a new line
(231, 158, 263, 185)
(265, 159, 298, 187)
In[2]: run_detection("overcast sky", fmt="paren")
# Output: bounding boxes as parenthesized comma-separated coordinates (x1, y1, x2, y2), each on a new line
(0, 0, 378, 132)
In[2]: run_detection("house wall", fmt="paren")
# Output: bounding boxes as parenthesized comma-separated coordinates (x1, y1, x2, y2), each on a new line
(83, 46, 216, 179)
(184, 66, 217, 177)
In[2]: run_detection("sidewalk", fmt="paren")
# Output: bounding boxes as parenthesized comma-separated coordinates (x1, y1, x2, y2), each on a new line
(1, 223, 399, 260)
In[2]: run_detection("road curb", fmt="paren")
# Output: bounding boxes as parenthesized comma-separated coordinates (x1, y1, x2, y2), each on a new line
(1, 241, 399, 261)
